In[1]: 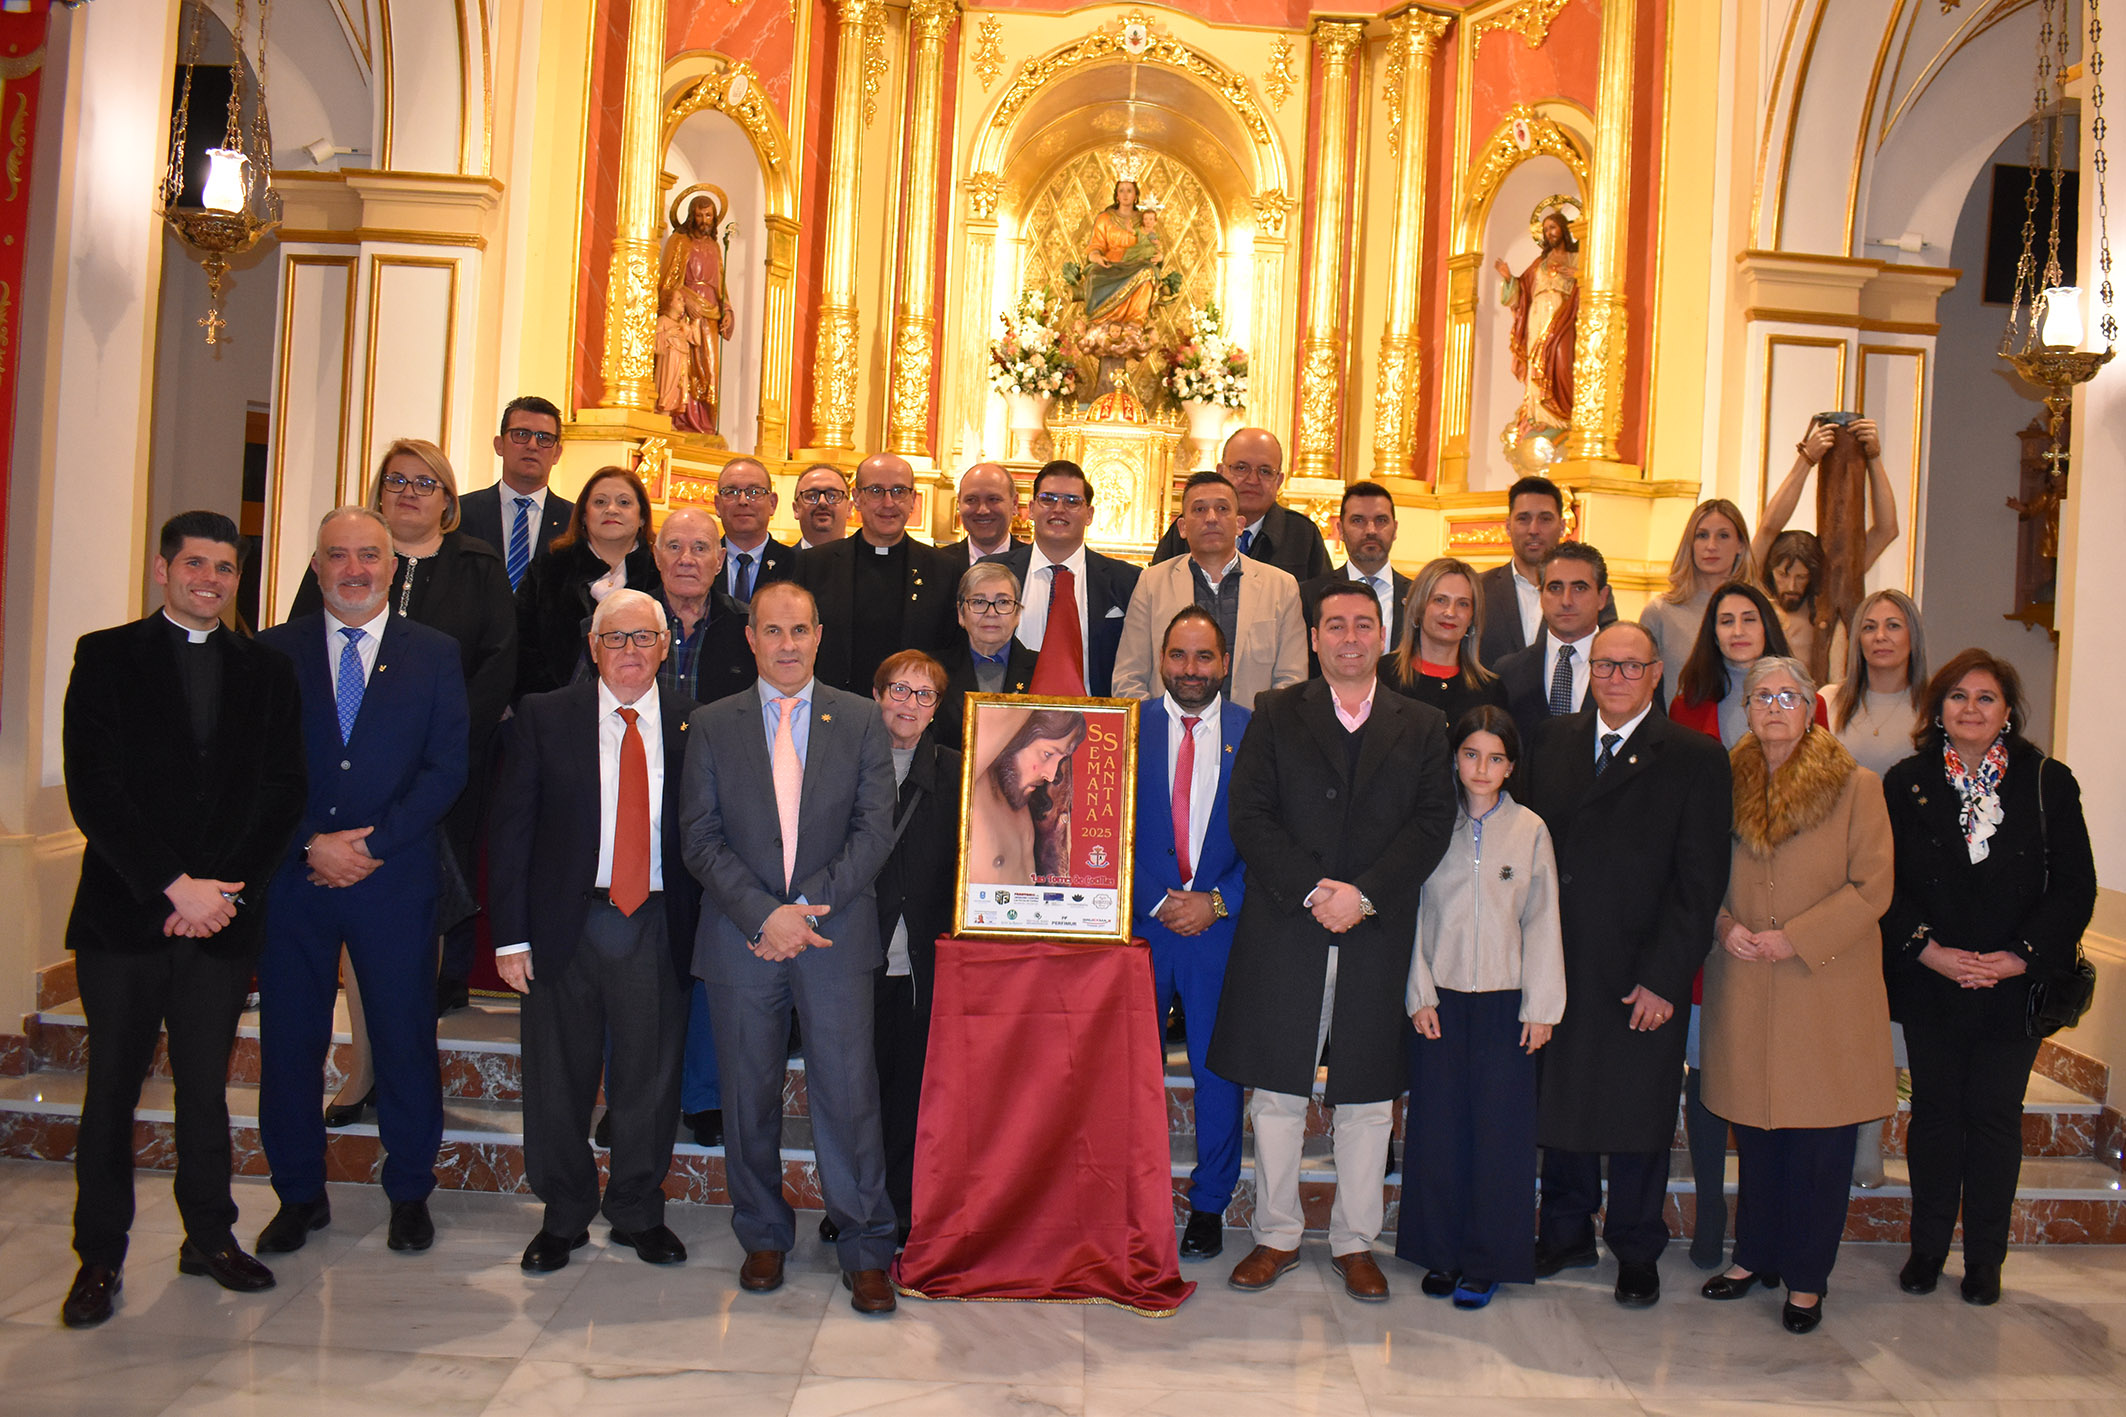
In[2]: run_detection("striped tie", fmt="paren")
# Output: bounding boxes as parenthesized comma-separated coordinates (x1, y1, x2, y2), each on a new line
(506, 495, 534, 589)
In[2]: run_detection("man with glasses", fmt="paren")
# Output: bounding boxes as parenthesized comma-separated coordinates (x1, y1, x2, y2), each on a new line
(1150, 427, 1330, 583)
(1493, 543, 1617, 743)
(982, 459, 1141, 696)
(937, 462, 1025, 566)
(936, 561, 1035, 750)
(794, 464, 855, 550)
(794, 452, 962, 694)
(462, 396, 575, 592)
(714, 459, 795, 603)
(1515, 621, 1731, 1309)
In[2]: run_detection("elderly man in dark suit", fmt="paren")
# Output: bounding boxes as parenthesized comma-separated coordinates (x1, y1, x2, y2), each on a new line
(460, 396, 575, 592)
(1211, 582, 1455, 1303)
(1516, 620, 1731, 1308)
(681, 580, 900, 1313)
(252, 508, 469, 1258)
(793, 452, 961, 695)
(1299, 480, 1410, 675)
(489, 588, 702, 1272)
(56, 511, 309, 1328)
(982, 461, 1140, 697)
(1151, 428, 1331, 581)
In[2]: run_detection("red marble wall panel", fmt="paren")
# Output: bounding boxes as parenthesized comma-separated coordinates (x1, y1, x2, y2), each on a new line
(667, 0, 798, 111)
(1464, 0, 1603, 156)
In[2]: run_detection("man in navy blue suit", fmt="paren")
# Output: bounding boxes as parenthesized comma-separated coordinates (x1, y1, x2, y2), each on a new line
(1133, 605, 1249, 1262)
(253, 508, 469, 1256)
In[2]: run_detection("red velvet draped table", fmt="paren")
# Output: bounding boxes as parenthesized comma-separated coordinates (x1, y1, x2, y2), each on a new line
(892, 937, 1196, 1315)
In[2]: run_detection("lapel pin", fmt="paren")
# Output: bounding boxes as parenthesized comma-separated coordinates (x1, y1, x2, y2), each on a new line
(1628, 755, 1637, 765)
(821, 713, 833, 723)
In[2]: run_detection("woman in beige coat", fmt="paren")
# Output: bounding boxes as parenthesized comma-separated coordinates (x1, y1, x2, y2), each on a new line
(1699, 656, 1894, 1334)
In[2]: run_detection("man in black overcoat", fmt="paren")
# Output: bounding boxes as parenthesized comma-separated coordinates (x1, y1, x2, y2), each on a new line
(1209, 582, 1454, 1303)
(1515, 621, 1731, 1308)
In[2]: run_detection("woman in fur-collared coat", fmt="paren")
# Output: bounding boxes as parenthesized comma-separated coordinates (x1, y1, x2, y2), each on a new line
(1699, 656, 1894, 1334)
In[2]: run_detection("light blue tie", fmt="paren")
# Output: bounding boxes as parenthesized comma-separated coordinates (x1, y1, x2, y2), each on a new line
(506, 495, 534, 589)
(335, 627, 366, 744)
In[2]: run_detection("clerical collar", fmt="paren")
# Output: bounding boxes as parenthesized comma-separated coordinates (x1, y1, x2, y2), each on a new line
(162, 610, 216, 645)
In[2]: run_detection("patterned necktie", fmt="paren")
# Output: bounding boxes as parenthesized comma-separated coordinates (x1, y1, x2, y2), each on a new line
(772, 697, 804, 892)
(1030, 564, 1086, 695)
(335, 627, 366, 744)
(610, 707, 651, 915)
(1173, 715, 1200, 886)
(506, 495, 534, 590)
(1237, 527, 1255, 557)
(1596, 731, 1622, 776)
(733, 552, 756, 603)
(1548, 643, 1575, 715)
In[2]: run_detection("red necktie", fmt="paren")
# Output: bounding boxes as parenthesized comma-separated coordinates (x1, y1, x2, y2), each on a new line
(1030, 563, 1087, 696)
(1173, 715, 1200, 886)
(610, 706, 651, 916)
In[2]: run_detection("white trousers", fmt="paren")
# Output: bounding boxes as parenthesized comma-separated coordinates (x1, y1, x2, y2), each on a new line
(1247, 947, 1394, 1256)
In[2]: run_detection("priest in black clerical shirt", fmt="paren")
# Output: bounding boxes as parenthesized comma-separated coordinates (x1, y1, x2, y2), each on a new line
(793, 451, 963, 695)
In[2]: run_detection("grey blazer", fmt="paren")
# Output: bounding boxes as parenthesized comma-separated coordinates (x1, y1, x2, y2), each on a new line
(680, 682, 897, 983)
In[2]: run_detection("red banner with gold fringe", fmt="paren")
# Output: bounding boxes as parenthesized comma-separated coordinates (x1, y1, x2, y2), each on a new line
(0, 2, 52, 717)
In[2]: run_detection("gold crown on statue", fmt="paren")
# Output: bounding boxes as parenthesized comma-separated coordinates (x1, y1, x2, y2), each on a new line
(1529, 193, 1585, 243)
(1112, 140, 1146, 184)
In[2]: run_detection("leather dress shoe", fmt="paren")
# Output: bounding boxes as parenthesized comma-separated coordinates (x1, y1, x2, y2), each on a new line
(323, 1086, 375, 1128)
(1783, 1292, 1825, 1333)
(609, 1223, 687, 1265)
(1899, 1250, 1946, 1295)
(1179, 1209, 1224, 1259)
(818, 1214, 841, 1243)
(1227, 1244, 1301, 1292)
(1452, 1277, 1500, 1310)
(60, 1264, 121, 1328)
(843, 1268, 897, 1314)
(521, 1229, 589, 1273)
(1331, 1250, 1391, 1302)
(1533, 1239, 1600, 1278)
(1421, 1268, 1461, 1298)
(178, 1240, 276, 1292)
(1961, 1264, 2002, 1306)
(1615, 1259, 1661, 1308)
(387, 1198, 435, 1252)
(1700, 1269, 1781, 1300)
(684, 1109, 723, 1148)
(739, 1249, 786, 1292)
(256, 1197, 332, 1254)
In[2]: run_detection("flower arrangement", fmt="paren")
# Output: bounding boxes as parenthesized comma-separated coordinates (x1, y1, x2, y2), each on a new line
(1166, 303, 1249, 408)
(989, 289, 1078, 398)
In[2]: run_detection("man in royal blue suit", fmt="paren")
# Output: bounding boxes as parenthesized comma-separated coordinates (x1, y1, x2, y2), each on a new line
(253, 508, 469, 1255)
(1133, 605, 1249, 1262)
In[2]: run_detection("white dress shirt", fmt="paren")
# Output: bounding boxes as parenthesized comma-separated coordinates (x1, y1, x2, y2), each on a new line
(1594, 700, 1655, 766)
(722, 534, 770, 597)
(502, 485, 551, 542)
(1016, 544, 1090, 668)
(1512, 563, 1542, 644)
(1344, 561, 1394, 647)
(1539, 627, 1598, 712)
(1161, 693, 1222, 891)
(322, 609, 385, 684)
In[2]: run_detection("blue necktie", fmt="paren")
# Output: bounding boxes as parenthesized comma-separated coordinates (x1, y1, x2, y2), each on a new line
(506, 495, 534, 589)
(1548, 644, 1575, 715)
(335, 627, 366, 744)
(1237, 528, 1255, 557)
(1596, 731, 1622, 776)
(733, 552, 755, 602)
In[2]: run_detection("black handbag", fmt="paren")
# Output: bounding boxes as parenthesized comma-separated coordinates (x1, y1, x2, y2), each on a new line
(2024, 752, 2097, 1038)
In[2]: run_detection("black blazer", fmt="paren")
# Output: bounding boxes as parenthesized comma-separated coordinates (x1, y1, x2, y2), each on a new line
(514, 539, 662, 698)
(1516, 707, 1732, 1153)
(1299, 566, 1411, 678)
(1208, 680, 1455, 1103)
(980, 541, 1142, 697)
(63, 616, 308, 958)
(657, 585, 756, 704)
(933, 635, 1037, 751)
(1478, 559, 1618, 667)
(1493, 639, 1581, 744)
(721, 536, 796, 600)
(1880, 739, 2097, 1036)
(487, 680, 703, 981)
(459, 483, 573, 574)
(792, 534, 963, 693)
(936, 535, 1027, 567)
(872, 736, 964, 1007)
(1152, 502, 1331, 583)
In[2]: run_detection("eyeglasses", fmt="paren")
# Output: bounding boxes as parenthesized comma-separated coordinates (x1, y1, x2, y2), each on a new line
(718, 485, 772, 503)
(1749, 688, 1810, 710)
(960, 596, 1020, 616)
(859, 484, 916, 502)
(1033, 490, 1085, 509)
(594, 629, 666, 649)
(1588, 658, 1652, 680)
(796, 487, 847, 507)
(884, 682, 939, 706)
(503, 427, 560, 449)
(380, 473, 445, 497)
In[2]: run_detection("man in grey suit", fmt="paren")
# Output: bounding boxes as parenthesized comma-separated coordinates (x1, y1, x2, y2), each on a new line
(680, 579, 901, 1314)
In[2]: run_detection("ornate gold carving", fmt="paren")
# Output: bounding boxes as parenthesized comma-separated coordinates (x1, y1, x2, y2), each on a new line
(633, 436, 671, 500)
(609, 238, 661, 398)
(597, 0, 669, 413)
(887, 319, 935, 454)
(1471, 0, 1571, 53)
(1293, 20, 1365, 478)
(1458, 105, 1590, 249)
(1382, 11, 1450, 162)
(813, 306, 861, 451)
(974, 14, 1005, 88)
(1295, 339, 1344, 469)
(888, 0, 955, 457)
(966, 171, 1004, 220)
(1313, 18, 1365, 67)
(1263, 36, 1297, 111)
(5, 92, 27, 202)
(0, 43, 43, 81)
(664, 61, 785, 169)
(1372, 336, 1420, 478)
(861, 3, 889, 128)
(1251, 189, 1292, 238)
(990, 23, 1271, 148)
(1564, 290, 1628, 462)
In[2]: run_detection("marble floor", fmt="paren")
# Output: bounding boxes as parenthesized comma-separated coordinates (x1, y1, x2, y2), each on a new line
(1, 1159, 2123, 1416)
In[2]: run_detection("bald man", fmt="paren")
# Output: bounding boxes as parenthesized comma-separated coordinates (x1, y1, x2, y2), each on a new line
(793, 452, 964, 694)
(1151, 428, 1330, 583)
(938, 463, 1025, 566)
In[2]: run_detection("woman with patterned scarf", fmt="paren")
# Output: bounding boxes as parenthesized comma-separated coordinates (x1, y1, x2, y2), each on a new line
(1880, 649, 2096, 1306)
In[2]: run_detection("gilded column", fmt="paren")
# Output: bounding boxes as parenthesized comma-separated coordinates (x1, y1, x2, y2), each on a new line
(956, 173, 1002, 462)
(1371, 9, 1451, 483)
(1563, 0, 1634, 464)
(886, 0, 958, 457)
(595, 0, 668, 412)
(812, 0, 880, 453)
(1294, 19, 1366, 479)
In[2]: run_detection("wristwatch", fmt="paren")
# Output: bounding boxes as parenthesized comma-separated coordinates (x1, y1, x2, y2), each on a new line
(1357, 891, 1377, 919)
(1209, 890, 1228, 921)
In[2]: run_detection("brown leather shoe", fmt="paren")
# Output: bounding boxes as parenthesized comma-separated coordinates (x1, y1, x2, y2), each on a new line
(1227, 1244, 1302, 1291)
(843, 1267, 897, 1315)
(738, 1249, 786, 1293)
(1331, 1250, 1391, 1302)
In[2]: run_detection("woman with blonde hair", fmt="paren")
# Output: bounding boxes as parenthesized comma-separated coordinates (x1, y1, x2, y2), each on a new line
(1641, 499, 1754, 705)
(1383, 557, 1509, 727)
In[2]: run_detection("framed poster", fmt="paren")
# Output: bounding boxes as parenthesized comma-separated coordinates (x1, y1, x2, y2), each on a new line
(953, 694, 1140, 943)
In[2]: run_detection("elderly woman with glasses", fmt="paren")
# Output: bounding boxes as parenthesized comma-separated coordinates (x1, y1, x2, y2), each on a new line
(1697, 656, 1894, 1334)
(935, 561, 1036, 750)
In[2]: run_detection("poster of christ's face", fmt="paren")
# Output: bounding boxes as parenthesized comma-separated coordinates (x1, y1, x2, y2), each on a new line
(954, 695, 1139, 943)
